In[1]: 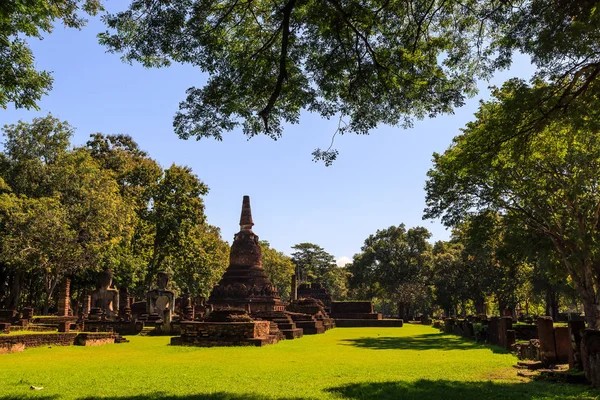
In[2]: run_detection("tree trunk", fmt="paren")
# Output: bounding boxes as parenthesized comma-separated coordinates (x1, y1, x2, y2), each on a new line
(474, 296, 486, 315)
(498, 298, 507, 317)
(398, 302, 410, 321)
(545, 289, 559, 321)
(0, 263, 7, 306)
(583, 299, 599, 330)
(7, 271, 23, 310)
(43, 273, 59, 315)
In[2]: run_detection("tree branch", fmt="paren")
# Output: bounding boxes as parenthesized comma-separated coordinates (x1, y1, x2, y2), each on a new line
(258, 0, 296, 130)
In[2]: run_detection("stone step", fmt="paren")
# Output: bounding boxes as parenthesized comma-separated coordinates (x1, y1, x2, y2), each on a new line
(272, 318, 293, 324)
(280, 328, 303, 340)
(275, 323, 296, 330)
(516, 361, 543, 370)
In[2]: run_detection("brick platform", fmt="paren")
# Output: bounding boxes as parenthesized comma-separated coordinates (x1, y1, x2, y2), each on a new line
(334, 319, 404, 327)
(172, 320, 278, 347)
(0, 332, 120, 354)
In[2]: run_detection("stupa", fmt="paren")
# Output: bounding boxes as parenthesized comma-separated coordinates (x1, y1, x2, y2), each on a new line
(172, 196, 289, 347)
(208, 196, 285, 312)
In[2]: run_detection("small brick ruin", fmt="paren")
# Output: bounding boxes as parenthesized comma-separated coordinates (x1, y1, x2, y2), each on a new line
(330, 301, 403, 327)
(286, 297, 335, 333)
(58, 279, 71, 317)
(297, 283, 333, 312)
(174, 196, 289, 347)
(0, 332, 124, 354)
(172, 309, 278, 347)
(208, 196, 284, 313)
(438, 316, 515, 350)
(438, 314, 595, 383)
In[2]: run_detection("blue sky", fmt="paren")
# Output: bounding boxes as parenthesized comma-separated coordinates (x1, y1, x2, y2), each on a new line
(1, 10, 535, 265)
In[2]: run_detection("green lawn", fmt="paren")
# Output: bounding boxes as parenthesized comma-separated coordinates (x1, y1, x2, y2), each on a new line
(0, 324, 597, 399)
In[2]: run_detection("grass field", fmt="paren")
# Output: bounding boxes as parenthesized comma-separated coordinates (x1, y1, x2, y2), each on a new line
(0, 324, 598, 399)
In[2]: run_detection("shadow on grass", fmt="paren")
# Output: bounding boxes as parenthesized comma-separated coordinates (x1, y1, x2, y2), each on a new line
(1, 380, 595, 400)
(0, 394, 307, 400)
(325, 379, 597, 400)
(340, 332, 508, 353)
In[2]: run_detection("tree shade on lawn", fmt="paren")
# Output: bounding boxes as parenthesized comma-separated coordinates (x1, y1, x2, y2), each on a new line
(0, 325, 597, 399)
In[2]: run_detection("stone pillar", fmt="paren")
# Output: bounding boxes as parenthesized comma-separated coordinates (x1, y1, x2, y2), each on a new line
(487, 317, 499, 345)
(506, 330, 516, 350)
(555, 326, 570, 364)
(22, 307, 34, 320)
(58, 321, 70, 333)
(582, 329, 600, 387)
(465, 322, 474, 339)
(291, 274, 297, 301)
(569, 319, 586, 369)
(499, 317, 513, 349)
(443, 318, 455, 334)
(163, 308, 172, 334)
(82, 295, 91, 317)
(537, 316, 557, 366)
(58, 279, 71, 317)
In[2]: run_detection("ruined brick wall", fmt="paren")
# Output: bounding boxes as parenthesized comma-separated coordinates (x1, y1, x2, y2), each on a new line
(0, 333, 78, 354)
(180, 321, 270, 339)
(335, 319, 403, 327)
(513, 324, 537, 341)
(74, 333, 116, 346)
(0, 333, 118, 354)
(331, 301, 374, 314)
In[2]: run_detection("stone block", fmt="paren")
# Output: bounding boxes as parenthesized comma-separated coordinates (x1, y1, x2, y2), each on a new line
(513, 324, 537, 341)
(499, 317, 513, 349)
(331, 301, 374, 314)
(487, 317, 499, 345)
(334, 319, 403, 327)
(569, 320, 586, 369)
(444, 318, 455, 334)
(57, 321, 70, 333)
(582, 329, 600, 386)
(506, 330, 516, 350)
(537, 316, 557, 366)
(554, 326, 570, 364)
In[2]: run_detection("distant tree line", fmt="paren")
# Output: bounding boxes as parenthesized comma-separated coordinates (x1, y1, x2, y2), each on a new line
(0, 114, 232, 313)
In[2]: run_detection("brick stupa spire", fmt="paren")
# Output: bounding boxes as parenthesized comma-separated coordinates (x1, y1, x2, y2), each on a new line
(239, 195, 254, 231)
(208, 196, 284, 312)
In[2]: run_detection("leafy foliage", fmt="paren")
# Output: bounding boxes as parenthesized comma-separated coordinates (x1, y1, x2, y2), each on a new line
(0, 1, 104, 109)
(348, 224, 433, 319)
(0, 116, 229, 311)
(99, 1, 600, 161)
(260, 240, 295, 301)
(291, 242, 349, 298)
(424, 79, 600, 327)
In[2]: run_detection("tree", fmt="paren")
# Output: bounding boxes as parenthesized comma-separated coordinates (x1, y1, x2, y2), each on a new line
(0, 116, 135, 311)
(290, 242, 346, 296)
(1, 1, 104, 109)
(0, 114, 73, 197)
(0, 195, 79, 313)
(425, 79, 600, 328)
(260, 240, 294, 301)
(170, 224, 229, 298)
(146, 164, 209, 287)
(431, 240, 466, 316)
(291, 242, 334, 283)
(85, 133, 163, 294)
(348, 224, 433, 319)
(99, 1, 600, 162)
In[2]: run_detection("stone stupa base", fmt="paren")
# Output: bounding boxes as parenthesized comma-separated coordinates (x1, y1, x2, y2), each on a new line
(170, 309, 281, 347)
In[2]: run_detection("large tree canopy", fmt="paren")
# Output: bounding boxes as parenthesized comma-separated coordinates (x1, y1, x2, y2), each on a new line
(0, 0, 103, 109)
(348, 224, 432, 319)
(424, 79, 600, 328)
(99, 0, 600, 162)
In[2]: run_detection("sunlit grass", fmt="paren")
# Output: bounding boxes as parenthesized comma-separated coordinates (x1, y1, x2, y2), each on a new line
(0, 325, 597, 399)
